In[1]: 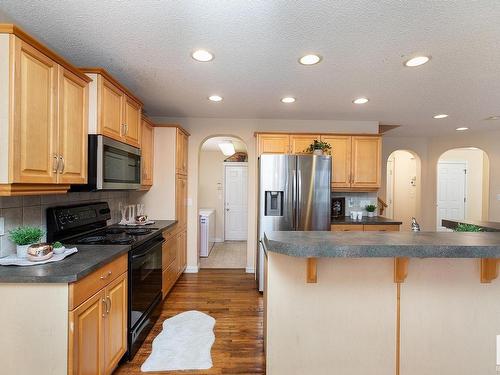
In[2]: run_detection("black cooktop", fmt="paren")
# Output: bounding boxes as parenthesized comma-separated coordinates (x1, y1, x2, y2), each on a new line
(74, 227, 155, 245)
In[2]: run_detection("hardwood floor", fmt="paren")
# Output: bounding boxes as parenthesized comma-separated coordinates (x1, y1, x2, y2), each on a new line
(114, 269, 265, 375)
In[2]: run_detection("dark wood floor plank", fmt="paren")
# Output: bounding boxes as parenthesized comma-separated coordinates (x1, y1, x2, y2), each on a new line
(114, 269, 265, 375)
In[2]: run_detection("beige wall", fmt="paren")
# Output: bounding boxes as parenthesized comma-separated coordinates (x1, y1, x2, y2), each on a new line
(439, 148, 489, 221)
(151, 117, 378, 272)
(198, 150, 226, 241)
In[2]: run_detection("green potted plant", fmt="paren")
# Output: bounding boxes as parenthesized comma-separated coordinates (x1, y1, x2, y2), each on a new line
(454, 223, 483, 232)
(305, 140, 332, 155)
(8, 227, 44, 258)
(365, 204, 377, 218)
(52, 241, 66, 255)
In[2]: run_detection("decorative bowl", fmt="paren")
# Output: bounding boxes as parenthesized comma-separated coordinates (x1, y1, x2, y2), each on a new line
(27, 243, 54, 262)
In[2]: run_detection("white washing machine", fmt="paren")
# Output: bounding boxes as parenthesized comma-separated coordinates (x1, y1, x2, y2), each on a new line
(199, 209, 216, 257)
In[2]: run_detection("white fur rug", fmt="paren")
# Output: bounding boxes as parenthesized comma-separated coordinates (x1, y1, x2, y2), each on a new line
(141, 310, 216, 372)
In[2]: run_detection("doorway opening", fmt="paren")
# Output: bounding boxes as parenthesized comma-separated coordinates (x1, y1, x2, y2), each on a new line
(386, 150, 421, 231)
(436, 147, 490, 231)
(198, 136, 249, 268)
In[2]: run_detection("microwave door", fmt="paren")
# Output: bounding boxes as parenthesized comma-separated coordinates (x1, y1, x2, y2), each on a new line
(100, 136, 141, 190)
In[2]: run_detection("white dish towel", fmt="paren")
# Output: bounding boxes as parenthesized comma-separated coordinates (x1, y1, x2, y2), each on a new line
(0, 247, 78, 266)
(141, 310, 216, 372)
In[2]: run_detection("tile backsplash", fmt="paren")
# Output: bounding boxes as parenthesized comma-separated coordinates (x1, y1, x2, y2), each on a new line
(331, 192, 378, 216)
(0, 191, 129, 257)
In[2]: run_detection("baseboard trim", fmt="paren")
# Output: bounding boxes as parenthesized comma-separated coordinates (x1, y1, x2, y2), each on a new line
(184, 265, 199, 273)
(245, 267, 255, 274)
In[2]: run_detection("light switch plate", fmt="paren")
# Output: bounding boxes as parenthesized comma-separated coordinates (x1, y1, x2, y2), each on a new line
(497, 194, 500, 201)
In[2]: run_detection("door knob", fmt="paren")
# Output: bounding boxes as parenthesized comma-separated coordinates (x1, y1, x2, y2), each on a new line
(226, 208, 230, 211)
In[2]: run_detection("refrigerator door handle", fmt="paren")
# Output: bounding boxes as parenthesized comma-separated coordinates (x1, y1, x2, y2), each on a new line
(296, 168, 302, 230)
(292, 168, 297, 230)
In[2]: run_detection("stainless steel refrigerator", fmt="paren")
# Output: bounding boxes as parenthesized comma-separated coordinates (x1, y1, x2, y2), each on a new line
(257, 154, 331, 291)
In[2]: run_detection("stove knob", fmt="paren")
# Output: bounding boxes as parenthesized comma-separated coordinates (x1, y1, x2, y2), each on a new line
(67, 215, 76, 223)
(59, 216, 67, 225)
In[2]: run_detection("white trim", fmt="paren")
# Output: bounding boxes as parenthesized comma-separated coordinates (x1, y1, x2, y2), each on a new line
(245, 267, 255, 274)
(0, 34, 10, 184)
(214, 237, 224, 243)
(184, 265, 199, 273)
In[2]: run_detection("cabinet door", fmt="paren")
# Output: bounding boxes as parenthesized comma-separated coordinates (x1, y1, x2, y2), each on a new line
(351, 136, 381, 190)
(175, 174, 188, 229)
(104, 272, 127, 375)
(177, 230, 187, 275)
(162, 235, 177, 271)
(58, 67, 88, 184)
(141, 119, 154, 186)
(363, 224, 400, 232)
(175, 129, 188, 175)
(257, 134, 290, 155)
(330, 224, 363, 232)
(321, 135, 352, 189)
(99, 77, 123, 142)
(290, 135, 320, 154)
(12, 37, 58, 184)
(123, 96, 141, 147)
(68, 290, 105, 375)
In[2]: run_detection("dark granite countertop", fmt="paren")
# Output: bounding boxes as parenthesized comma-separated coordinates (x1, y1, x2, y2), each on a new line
(0, 219, 177, 283)
(331, 216, 403, 225)
(263, 231, 500, 258)
(442, 218, 500, 232)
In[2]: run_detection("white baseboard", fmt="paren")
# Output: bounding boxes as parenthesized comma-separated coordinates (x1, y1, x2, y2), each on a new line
(214, 238, 224, 243)
(245, 267, 255, 274)
(184, 265, 199, 273)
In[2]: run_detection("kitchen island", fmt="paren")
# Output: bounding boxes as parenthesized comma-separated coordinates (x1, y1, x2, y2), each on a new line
(263, 231, 500, 375)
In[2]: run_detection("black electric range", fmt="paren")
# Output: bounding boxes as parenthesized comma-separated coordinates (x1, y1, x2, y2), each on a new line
(46, 202, 163, 360)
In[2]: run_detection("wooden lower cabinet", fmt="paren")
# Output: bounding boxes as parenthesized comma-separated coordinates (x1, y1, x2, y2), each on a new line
(331, 224, 363, 232)
(161, 228, 187, 298)
(68, 270, 127, 375)
(331, 223, 400, 232)
(363, 224, 400, 232)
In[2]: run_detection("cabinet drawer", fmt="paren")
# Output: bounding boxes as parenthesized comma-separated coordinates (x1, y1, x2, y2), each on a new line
(363, 224, 400, 232)
(331, 224, 364, 232)
(162, 236, 177, 270)
(69, 254, 127, 310)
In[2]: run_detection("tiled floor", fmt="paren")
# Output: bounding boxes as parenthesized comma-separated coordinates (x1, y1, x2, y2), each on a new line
(200, 241, 247, 269)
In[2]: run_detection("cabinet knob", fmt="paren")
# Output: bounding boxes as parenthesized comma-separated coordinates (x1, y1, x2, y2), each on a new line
(52, 154, 59, 173)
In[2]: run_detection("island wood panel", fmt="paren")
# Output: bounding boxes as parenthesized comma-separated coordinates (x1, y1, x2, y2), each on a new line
(400, 258, 500, 375)
(12, 37, 58, 184)
(266, 253, 396, 375)
(289, 134, 320, 154)
(321, 135, 352, 189)
(58, 67, 88, 184)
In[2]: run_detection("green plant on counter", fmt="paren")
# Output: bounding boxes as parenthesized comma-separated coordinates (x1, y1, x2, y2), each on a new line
(8, 227, 44, 245)
(365, 204, 377, 213)
(455, 223, 483, 232)
(304, 139, 332, 154)
(53, 241, 63, 248)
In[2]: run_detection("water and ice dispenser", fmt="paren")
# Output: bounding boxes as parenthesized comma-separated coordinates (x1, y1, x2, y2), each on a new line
(265, 191, 283, 216)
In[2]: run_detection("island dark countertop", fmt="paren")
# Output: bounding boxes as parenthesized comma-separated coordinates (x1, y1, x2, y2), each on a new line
(0, 219, 177, 283)
(263, 231, 500, 258)
(331, 216, 403, 225)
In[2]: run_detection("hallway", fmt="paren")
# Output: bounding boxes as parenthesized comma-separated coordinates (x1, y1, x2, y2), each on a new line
(200, 241, 247, 269)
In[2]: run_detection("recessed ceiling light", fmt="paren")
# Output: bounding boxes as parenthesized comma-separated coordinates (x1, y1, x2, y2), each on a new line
(208, 95, 223, 102)
(353, 97, 369, 104)
(299, 54, 322, 65)
(281, 97, 296, 103)
(404, 56, 430, 67)
(485, 115, 500, 120)
(433, 114, 448, 119)
(192, 49, 214, 62)
(456, 127, 469, 131)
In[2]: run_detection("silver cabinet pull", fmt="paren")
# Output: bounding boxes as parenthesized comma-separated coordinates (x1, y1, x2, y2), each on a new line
(58, 155, 65, 173)
(102, 298, 107, 317)
(52, 154, 59, 173)
(106, 296, 112, 314)
(100, 270, 112, 280)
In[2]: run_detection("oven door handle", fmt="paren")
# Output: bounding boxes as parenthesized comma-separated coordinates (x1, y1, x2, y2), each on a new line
(130, 239, 164, 260)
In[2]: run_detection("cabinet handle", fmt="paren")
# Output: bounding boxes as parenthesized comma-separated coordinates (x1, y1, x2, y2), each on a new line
(123, 123, 128, 136)
(120, 124, 124, 137)
(58, 155, 65, 173)
(100, 270, 112, 280)
(102, 298, 107, 317)
(106, 296, 112, 314)
(52, 154, 59, 173)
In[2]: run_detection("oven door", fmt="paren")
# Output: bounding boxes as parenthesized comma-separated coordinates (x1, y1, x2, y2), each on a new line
(129, 236, 163, 330)
(97, 135, 141, 190)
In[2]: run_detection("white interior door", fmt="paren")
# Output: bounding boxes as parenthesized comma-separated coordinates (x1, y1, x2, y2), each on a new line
(437, 161, 466, 230)
(386, 158, 394, 219)
(224, 163, 248, 240)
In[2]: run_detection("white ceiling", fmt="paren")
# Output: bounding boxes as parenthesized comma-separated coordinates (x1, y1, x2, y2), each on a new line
(201, 137, 247, 153)
(2, 1, 500, 136)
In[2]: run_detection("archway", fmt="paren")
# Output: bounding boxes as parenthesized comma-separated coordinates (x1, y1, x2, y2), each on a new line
(436, 147, 490, 230)
(386, 150, 421, 231)
(197, 135, 249, 268)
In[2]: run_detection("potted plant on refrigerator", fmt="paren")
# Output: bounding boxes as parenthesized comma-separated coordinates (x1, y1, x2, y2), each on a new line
(8, 227, 44, 258)
(305, 140, 332, 155)
(365, 204, 377, 218)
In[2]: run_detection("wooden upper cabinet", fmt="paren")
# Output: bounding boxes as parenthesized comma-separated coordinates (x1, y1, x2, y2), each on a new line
(141, 118, 154, 187)
(58, 67, 88, 184)
(322, 135, 352, 189)
(68, 289, 105, 375)
(103, 273, 127, 375)
(123, 97, 141, 147)
(351, 136, 381, 189)
(99, 76, 124, 142)
(290, 135, 320, 154)
(176, 129, 188, 175)
(12, 37, 58, 184)
(257, 134, 290, 155)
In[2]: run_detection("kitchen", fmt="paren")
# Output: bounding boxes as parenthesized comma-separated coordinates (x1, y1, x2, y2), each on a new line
(1, 2, 500, 375)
